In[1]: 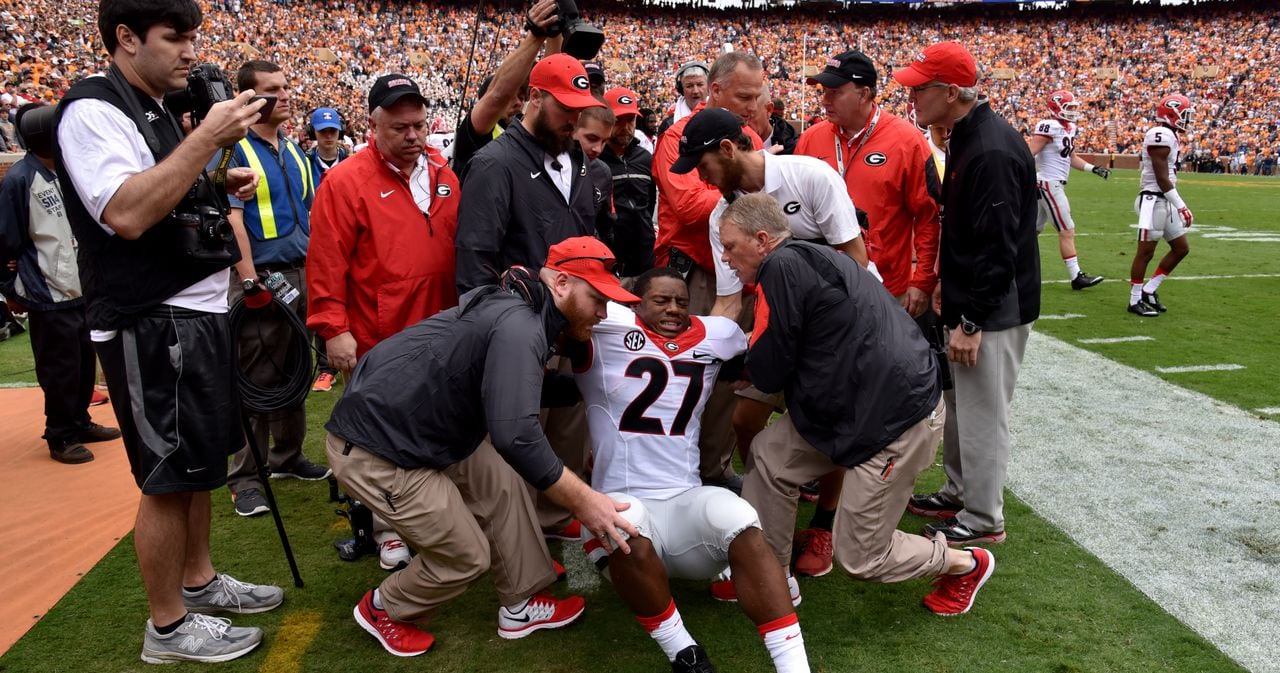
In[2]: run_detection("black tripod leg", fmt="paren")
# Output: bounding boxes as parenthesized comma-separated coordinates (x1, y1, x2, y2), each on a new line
(241, 409, 305, 588)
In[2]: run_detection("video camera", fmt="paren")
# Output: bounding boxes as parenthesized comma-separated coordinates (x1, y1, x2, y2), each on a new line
(543, 0, 604, 61)
(164, 63, 235, 126)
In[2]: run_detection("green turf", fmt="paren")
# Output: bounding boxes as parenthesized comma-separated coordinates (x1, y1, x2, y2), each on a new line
(4, 170, 1275, 672)
(0, 329, 37, 386)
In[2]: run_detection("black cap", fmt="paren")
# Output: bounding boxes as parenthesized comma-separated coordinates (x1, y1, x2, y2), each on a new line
(368, 73, 426, 111)
(806, 51, 878, 88)
(670, 108, 744, 175)
(584, 61, 605, 86)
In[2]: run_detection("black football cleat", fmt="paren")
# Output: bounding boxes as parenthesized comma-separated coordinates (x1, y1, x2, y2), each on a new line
(1070, 272, 1104, 290)
(1142, 291, 1167, 312)
(671, 644, 717, 673)
(1128, 300, 1160, 317)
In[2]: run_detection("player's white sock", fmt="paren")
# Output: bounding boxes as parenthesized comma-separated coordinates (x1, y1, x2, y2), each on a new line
(759, 613, 809, 673)
(637, 599, 696, 662)
(1130, 282, 1144, 305)
(1064, 255, 1081, 279)
(372, 588, 385, 610)
(1143, 269, 1169, 294)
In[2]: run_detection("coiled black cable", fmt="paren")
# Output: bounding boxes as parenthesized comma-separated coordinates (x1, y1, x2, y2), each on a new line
(229, 293, 315, 414)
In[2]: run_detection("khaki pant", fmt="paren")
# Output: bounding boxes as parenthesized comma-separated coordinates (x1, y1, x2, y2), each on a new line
(536, 356, 593, 532)
(326, 433, 555, 623)
(741, 401, 948, 582)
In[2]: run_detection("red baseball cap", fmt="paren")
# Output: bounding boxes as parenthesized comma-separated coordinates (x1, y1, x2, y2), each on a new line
(604, 87, 641, 118)
(544, 237, 640, 304)
(892, 41, 977, 88)
(529, 54, 606, 110)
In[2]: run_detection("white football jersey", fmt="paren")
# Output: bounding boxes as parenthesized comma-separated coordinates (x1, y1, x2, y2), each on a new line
(1032, 118, 1076, 182)
(1139, 125, 1180, 193)
(576, 302, 748, 500)
(710, 153, 861, 296)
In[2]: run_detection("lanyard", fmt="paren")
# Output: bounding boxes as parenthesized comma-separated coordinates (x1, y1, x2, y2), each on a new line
(833, 106, 881, 178)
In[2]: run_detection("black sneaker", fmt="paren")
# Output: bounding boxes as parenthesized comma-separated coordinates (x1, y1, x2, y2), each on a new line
(1142, 291, 1167, 312)
(923, 517, 1006, 546)
(671, 644, 717, 673)
(1128, 300, 1159, 317)
(77, 422, 122, 443)
(906, 493, 962, 518)
(270, 459, 332, 481)
(49, 440, 94, 464)
(234, 488, 270, 517)
(1070, 271, 1104, 290)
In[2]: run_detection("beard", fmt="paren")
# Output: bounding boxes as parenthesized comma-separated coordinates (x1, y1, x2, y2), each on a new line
(531, 111, 574, 155)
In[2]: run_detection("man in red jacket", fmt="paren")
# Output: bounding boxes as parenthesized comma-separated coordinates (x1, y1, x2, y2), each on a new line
(307, 74, 460, 373)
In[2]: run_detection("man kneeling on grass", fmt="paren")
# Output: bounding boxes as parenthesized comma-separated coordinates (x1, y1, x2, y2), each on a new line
(717, 193, 994, 617)
(569, 267, 809, 673)
(323, 238, 640, 656)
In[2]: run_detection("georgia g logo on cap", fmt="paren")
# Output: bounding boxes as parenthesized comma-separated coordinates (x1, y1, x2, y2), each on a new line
(572, 75, 590, 91)
(618, 95, 634, 105)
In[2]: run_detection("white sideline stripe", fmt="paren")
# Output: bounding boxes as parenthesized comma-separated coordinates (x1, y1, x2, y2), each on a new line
(1047, 273, 1280, 284)
(0, 381, 37, 388)
(1155, 364, 1245, 374)
(1078, 336, 1154, 344)
(1254, 407, 1280, 415)
(1038, 313, 1087, 320)
(1011, 332, 1279, 673)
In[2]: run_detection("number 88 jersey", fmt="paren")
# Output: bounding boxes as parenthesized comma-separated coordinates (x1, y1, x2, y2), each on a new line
(574, 302, 748, 500)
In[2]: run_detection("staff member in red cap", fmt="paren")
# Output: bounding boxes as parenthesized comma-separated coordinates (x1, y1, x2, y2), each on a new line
(600, 86, 656, 277)
(325, 237, 642, 657)
(456, 53, 608, 294)
(893, 42, 1040, 547)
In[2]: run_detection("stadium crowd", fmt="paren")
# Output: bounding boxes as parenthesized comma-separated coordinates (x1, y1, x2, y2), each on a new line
(1, 0, 1278, 168)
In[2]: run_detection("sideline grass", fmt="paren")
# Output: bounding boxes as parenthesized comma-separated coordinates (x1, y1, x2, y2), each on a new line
(3, 170, 1273, 672)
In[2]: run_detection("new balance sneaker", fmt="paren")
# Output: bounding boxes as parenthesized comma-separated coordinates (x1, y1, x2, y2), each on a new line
(1143, 291, 1168, 312)
(923, 518, 1006, 546)
(671, 643, 717, 673)
(49, 440, 94, 465)
(906, 493, 962, 519)
(497, 591, 586, 639)
(923, 547, 995, 616)
(710, 572, 801, 607)
(140, 613, 262, 664)
(183, 573, 284, 614)
(792, 528, 833, 577)
(77, 422, 122, 443)
(311, 371, 336, 392)
(270, 458, 332, 481)
(545, 519, 584, 542)
(1128, 300, 1160, 317)
(1070, 271, 1104, 290)
(354, 589, 434, 657)
(233, 488, 270, 517)
(378, 535, 411, 571)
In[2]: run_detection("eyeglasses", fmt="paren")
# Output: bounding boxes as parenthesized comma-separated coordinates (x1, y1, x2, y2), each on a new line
(909, 83, 952, 94)
(553, 256, 617, 272)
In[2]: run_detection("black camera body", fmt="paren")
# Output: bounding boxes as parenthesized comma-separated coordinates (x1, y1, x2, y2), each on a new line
(171, 201, 235, 264)
(164, 63, 235, 125)
(547, 0, 604, 61)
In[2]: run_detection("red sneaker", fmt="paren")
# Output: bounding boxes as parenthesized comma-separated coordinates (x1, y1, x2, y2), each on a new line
(312, 372, 336, 392)
(923, 547, 995, 616)
(353, 589, 434, 656)
(710, 573, 801, 606)
(553, 559, 566, 582)
(545, 519, 583, 542)
(497, 591, 585, 639)
(89, 390, 109, 406)
(792, 528, 833, 577)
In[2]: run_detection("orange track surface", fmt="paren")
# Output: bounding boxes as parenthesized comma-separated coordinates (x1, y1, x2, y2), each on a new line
(0, 388, 138, 655)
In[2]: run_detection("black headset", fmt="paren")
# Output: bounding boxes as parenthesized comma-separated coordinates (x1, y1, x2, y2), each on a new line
(674, 60, 709, 96)
(304, 107, 348, 141)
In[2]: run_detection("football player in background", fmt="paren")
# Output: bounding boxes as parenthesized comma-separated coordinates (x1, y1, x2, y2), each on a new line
(1026, 90, 1111, 290)
(570, 267, 809, 673)
(1129, 94, 1195, 317)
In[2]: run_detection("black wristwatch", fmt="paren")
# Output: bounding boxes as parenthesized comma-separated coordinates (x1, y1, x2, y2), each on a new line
(241, 278, 258, 293)
(959, 315, 982, 336)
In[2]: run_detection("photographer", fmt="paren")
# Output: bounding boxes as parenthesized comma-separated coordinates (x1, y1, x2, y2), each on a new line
(223, 60, 330, 519)
(54, 0, 282, 664)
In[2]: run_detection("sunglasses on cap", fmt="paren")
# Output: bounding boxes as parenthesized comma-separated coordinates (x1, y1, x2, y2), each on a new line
(552, 255, 618, 273)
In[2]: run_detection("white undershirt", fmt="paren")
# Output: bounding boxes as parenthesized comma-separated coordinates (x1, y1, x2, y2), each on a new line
(392, 153, 432, 214)
(57, 96, 228, 342)
(544, 152, 572, 203)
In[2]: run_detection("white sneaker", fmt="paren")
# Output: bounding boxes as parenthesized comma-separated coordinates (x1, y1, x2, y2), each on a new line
(378, 533, 410, 571)
(141, 613, 262, 664)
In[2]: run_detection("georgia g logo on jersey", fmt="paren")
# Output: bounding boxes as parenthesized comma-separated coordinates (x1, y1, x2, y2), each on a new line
(624, 330, 646, 351)
(783, 201, 802, 215)
(864, 152, 887, 166)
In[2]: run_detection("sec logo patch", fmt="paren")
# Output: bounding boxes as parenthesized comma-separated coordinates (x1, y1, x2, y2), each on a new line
(783, 201, 802, 215)
(864, 152, 887, 166)
(624, 330, 646, 351)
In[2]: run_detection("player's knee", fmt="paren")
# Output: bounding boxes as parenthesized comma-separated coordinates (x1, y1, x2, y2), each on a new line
(608, 492, 651, 540)
(707, 493, 762, 547)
